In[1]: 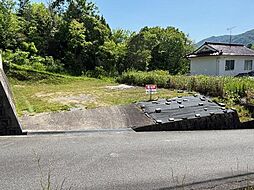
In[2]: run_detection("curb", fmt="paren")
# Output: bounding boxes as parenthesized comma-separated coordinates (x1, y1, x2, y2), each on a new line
(25, 128, 134, 135)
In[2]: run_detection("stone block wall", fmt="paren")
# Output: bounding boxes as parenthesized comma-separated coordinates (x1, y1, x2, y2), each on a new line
(133, 111, 241, 132)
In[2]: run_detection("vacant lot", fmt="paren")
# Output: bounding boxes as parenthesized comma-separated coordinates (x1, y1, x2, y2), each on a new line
(7, 67, 253, 122)
(10, 76, 185, 116)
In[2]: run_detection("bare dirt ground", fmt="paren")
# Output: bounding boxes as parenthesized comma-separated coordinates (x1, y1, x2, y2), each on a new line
(34, 92, 97, 109)
(105, 84, 134, 90)
(31, 84, 136, 110)
(20, 104, 154, 131)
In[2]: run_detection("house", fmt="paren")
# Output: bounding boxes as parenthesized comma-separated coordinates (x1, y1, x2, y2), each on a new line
(187, 42, 254, 76)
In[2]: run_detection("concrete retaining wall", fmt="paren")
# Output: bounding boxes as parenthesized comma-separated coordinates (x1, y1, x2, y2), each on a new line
(0, 69, 23, 135)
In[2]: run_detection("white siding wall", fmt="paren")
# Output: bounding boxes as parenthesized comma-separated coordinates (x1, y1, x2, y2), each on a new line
(190, 56, 254, 76)
(190, 57, 218, 75)
(219, 56, 254, 76)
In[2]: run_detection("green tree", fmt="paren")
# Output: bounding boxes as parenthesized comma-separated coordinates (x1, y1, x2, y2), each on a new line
(17, 0, 30, 16)
(63, 19, 93, 74)
(20, 3, 60, 56)
(0, 0, 20, 49)
(150, 27, 194, 74)
(125, 26, 194, 74)
(125, 27, 163, 71)
(98, 29, 131, 75)
(0, 0, 194, 77)
(52, 0, 111, 75)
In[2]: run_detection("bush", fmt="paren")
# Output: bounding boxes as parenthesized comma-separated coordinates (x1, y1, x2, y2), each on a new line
(117, 70, 169, 87)
(85, 66, 108, 79)
(2, 50, 65, 74)
(44, 57, 65, 74)
(31, 62, 46, 71)
(117, 71, 254, 98)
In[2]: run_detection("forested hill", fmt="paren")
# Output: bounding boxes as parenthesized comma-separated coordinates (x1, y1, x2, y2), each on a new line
(197, 29, 254, 47)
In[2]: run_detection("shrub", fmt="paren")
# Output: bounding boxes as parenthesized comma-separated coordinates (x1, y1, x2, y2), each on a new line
(85, 66, 108, 79)
(117, 70, 170, 87)
(2, 49, 66, 74)
(44, 57, 65, 74)
(117, 71, 254, 98)
(31, 62, 46, 71)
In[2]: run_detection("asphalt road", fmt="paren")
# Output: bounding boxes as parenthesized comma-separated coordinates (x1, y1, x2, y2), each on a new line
(1, 130, 254, 189)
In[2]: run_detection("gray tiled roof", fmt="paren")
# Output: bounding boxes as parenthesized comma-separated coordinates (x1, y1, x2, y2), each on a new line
(188, 42, 254, 57)
(208, 42, 254, 55)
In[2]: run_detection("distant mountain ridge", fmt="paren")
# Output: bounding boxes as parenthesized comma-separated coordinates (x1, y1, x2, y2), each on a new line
(197, 29, 254, 47)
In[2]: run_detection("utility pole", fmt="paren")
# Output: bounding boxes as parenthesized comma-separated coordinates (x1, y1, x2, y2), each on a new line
(227, 26, 236, 44)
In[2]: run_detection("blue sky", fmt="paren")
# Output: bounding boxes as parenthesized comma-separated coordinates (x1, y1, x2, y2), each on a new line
(92, 0, 254, 43)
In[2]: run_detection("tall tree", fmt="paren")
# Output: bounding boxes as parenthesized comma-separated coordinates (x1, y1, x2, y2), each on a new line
(125, 26, 194, 74)
(98, 29, 131, 75)
(150, 27, 194, 74)
(0, 0, 20, 50)
(0, 0, 194, 77)
(17, 0, 30, 16)
(52, 0, 111, 74)
(125, 27, 164, 71)
(20, 3, 60, 56)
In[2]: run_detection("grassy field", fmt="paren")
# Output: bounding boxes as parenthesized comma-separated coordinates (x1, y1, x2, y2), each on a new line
(10, 76, 185, 116)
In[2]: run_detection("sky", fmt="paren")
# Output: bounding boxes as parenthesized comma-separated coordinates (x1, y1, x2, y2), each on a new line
(92, 0, 254, 43)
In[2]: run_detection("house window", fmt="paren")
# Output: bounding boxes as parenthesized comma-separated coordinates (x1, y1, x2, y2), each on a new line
(225, 60, 235, 71)
(244, 60, 253, 70)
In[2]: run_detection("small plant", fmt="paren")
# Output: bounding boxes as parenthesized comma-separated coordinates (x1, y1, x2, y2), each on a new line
(246, 90, 254, 105)
(33, 152, 72, 190)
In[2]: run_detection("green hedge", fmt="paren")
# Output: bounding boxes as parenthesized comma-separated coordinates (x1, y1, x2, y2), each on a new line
(117, 70, 254, 98)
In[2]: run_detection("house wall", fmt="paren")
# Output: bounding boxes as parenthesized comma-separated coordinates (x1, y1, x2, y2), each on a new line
(218, 56, 254, 76)
(190, 56, 254, 76)
(190, 57, 218, 76)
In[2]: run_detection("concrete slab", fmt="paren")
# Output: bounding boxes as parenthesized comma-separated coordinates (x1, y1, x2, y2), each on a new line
(21, 105, 154, 131)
